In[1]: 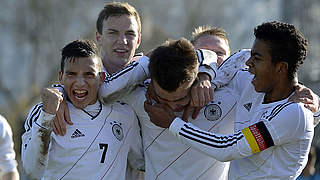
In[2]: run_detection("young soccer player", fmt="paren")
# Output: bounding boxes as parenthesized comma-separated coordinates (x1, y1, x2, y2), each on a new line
(21, 40, 143, 180)
(148, 21, 316, 179)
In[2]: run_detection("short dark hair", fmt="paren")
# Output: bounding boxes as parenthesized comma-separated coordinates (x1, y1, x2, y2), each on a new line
(61, 39, 101, 72)
(149, 38, 198, 92)
(96, 2, 141, 35)
(254, 21, 308, 79)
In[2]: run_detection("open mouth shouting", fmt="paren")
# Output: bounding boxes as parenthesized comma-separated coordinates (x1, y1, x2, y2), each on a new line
(73, 89, 88, 101)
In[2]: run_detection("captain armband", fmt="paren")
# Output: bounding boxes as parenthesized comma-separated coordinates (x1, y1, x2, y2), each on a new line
(241, 121, 274, 154)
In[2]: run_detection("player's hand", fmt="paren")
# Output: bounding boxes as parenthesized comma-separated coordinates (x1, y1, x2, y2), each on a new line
(144, 100, 176, 128)
(289, 84, 319, 113)
(53, 100, 73, 136)
(182, 73, 213, 120)
(41, 88, 63, 115)
(190, 73, 213, 107)
(145, 81, 159, 104)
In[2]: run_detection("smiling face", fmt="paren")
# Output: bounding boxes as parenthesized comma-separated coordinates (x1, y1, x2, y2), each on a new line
(153, 79, 194, 112)
(96, 15, 141, 73)
(246, 39, 279, 94)
(193, 35, 230, 65)
(59, 57, 105, 109)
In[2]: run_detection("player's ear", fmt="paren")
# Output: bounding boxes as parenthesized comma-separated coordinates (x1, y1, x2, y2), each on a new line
(136, 33, 141, 49)
(277, 61, 288, 74)
(96, 31, 102, 47)
(99, 72, 106, 85)
(59, 71, 63, 83)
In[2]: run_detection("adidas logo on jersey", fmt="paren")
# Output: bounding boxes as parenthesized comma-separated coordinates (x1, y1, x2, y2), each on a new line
(71, 129, 85, 138)
(243, 102, 252, 112)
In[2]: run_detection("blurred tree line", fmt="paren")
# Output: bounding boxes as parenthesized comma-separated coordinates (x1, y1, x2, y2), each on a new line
(0, 0, 319, 178)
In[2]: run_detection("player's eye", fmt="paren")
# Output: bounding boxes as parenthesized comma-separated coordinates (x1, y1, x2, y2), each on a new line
(85, 72, 95, 77)
(216, 52, 225, 56)
(66, 72, 76, 76)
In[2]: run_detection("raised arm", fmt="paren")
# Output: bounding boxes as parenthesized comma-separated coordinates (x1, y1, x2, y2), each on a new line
(99, 56, 150, 104)
(21, 88, 63, 179)
(211, 49, 251, 89)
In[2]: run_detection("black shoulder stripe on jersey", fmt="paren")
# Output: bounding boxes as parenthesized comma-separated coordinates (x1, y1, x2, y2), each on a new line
(134, 52, 143, 57)
(255, 121, 275, 148)
(104, 61, 139, 83)
(52, 84, 63, 88)
(179, 131, 243, 148)
(211, 82, 218, 90)
(26, 103, 43, 131)
(183, 124, 243, 140)
(196, 49, 204, 64)
(267, 102, 294, 121)
(181, 124, 243, 144)
(266, 103, 283, 119)
(315, 113, 320, 118)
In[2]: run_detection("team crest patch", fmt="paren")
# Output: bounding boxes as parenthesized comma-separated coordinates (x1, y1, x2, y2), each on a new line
(204, 104, 222, 121)
(111, 121, 124, 141)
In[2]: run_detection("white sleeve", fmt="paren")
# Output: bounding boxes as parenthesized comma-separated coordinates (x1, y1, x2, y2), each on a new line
(21, 104, 54, 179)
(211, 49, 251, 89)
(169, 117, 253, 162)
(226, 69, 253, 98)
(197, 49, 218, 80)
(99, 56, 149, 103)
(0, 115, 18, 174)
(314, 96, 320, 126)
(169, 102, 314, 162)
(315, 111, 320, 126)
(265, 103, 314, 145)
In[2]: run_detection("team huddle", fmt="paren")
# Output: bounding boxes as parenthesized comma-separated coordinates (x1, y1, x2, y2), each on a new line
(20, 1, 320, 180)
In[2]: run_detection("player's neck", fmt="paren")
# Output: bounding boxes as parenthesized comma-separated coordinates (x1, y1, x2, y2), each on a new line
(263, 78, 295, 104)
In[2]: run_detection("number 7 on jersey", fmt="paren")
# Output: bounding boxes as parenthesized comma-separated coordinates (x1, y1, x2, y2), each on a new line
(99, 143, 108, 163)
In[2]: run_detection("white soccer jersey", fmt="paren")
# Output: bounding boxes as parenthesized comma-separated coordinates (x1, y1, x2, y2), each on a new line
(97, 50, 252, 179)
(21, 101, 144, 180)
(122, 83, 236, 180)
(0, 115, 18, 175)
(168, 67, 315, 179)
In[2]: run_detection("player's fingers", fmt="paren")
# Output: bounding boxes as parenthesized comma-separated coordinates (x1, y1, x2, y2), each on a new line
(190, 87, 199, 107)
(182, 106, 191, 122)
(64, 103, 73, 125)
(53, 121, 59, 135)
(145, 92, 152, 104)
(304, 104, 317, 113)
(53, 116, 62, 135)
(148, 81, 159, 103)
(294, 84, 304, 91)
(192, 107, 201, 119)
(202, 88, 211, 107)
(56, 111, 66, 135)
(209, 88, 214, 102)
(144, 100, 151, 113)
(198, 89, 205, 107)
